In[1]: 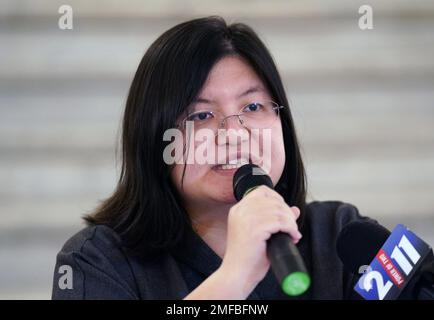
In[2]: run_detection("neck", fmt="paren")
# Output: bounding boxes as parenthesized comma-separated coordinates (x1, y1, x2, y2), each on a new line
(188, 202, 233, 259)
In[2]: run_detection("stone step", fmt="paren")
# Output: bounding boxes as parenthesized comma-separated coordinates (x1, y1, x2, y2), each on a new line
(2, 0, 434, 18)
(2, 20, 434, 79)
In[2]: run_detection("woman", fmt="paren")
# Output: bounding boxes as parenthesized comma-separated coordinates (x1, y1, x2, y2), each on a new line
(52, 16, 369, 299)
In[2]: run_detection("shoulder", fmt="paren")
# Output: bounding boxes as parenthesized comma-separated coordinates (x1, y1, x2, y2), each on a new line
(305, 200, 368, 226)
(300, 200, 373, 299)
(59, 224, 123, 256)
(53, 224, 185, 299)
(302, 200, 373, 242)
(53, 225, 139, 299)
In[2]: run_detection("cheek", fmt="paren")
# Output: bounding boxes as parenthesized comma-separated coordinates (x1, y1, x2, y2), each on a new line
(169, 133, 208, 190)
(271, 134, 286, 175)
(272, 123, 286, 159)
(170, 163, 209, 195)
(170, 164, 183, 192)
(264, 124, 286, 185)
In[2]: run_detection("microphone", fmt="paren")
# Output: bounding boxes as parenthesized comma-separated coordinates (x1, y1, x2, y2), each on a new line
(336, 220, 390, 275)
(337, 221, 434, 300)
(233, 163, 310, 296)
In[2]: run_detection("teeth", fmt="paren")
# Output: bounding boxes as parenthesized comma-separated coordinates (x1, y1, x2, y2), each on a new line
(219, 163, 244, 170)
(216, 158, 249, 170)
(239, 158, 250, 166)
(228, 158, 249, 165)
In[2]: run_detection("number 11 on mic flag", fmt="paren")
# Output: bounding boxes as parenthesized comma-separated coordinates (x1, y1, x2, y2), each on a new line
(355, 224, 432, 300)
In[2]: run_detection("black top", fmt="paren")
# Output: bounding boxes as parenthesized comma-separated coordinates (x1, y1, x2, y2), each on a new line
(52, 201, 370, 299)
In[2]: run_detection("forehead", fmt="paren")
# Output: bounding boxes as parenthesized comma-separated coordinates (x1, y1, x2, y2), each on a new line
(197, 55, 268, 99)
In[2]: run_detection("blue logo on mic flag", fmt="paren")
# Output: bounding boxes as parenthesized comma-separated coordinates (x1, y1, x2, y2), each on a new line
(355, 224, 432, 300)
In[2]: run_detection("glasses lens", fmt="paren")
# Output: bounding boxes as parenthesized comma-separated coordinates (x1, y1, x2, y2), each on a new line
(181, 102, 281, 135)
(183, 110, 221, 135)
(241, 102, 280, 129)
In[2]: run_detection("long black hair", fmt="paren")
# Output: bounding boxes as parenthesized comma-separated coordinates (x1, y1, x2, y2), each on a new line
(84, 16, 307, 254)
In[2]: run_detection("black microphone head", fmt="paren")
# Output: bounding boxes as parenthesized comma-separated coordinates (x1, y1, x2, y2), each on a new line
(233, 164, 273, 201)
(336, 220, 391, 274)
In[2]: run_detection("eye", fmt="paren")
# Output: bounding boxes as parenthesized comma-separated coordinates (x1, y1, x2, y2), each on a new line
(186, 111, 214, 122)
(243, 102, 263, 112)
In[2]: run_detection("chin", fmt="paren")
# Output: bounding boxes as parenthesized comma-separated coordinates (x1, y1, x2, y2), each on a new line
(210, 192, 237, 205)
(209, 183, 237, 203)
(202, 175, 237, 203)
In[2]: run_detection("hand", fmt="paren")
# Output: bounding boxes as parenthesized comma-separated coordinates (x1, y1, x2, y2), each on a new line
(220, 185, 302, 298)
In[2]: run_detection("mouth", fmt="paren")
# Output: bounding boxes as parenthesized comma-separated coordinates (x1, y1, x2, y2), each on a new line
(212, 157, 252, 171)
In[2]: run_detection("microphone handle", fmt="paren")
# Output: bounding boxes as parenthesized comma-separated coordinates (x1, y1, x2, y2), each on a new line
(267, 232, 310, 296)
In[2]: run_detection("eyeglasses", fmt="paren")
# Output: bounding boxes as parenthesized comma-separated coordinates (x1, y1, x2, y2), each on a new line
(178, 101, 284, 136)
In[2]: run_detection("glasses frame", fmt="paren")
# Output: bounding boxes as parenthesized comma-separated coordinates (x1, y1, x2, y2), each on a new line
(178, 101, 285, 134)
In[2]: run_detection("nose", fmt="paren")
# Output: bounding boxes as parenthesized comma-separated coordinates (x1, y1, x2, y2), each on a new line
(220, 114, 244, 131)
(216, 115, 249, 146)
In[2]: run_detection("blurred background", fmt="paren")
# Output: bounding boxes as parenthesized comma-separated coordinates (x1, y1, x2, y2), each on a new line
(1, 0, 433, 299)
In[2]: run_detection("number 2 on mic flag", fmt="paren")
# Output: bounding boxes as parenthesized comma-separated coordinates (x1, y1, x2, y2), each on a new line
(355, 224, 432, 300)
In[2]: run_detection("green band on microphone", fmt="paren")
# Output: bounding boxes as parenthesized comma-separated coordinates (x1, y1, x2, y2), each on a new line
(282, 272, 311, 296)
(243, 186, 259, 197)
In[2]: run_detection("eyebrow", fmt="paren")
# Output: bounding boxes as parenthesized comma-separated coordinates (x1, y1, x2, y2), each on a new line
(237, 85, 264, 98)
(192, 85, 265, 105)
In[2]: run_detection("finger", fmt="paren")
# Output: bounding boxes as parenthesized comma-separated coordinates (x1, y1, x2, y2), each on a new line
(263, 210, 302, 242)
(279, 211, 302, 241)
(245, 185, 272, 198)
(290, 206, 301, 220)
(265, 200, 299, 221)
(247, 185, 284, 202)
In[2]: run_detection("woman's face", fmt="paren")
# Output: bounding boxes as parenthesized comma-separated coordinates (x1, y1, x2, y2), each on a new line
(170, 56, 286, 209)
